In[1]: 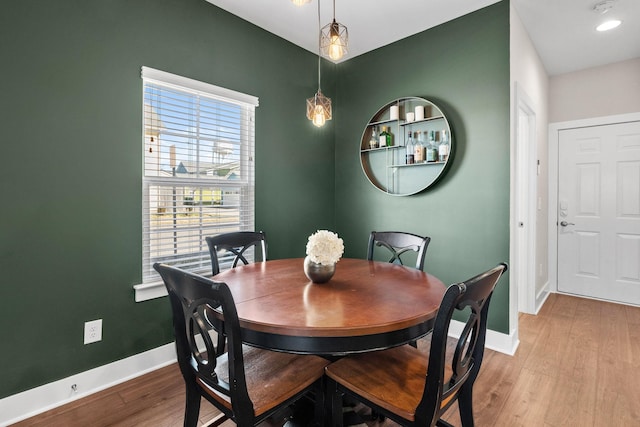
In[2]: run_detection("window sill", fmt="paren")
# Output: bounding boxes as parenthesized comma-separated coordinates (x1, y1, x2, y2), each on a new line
(134, 281, 167, 302)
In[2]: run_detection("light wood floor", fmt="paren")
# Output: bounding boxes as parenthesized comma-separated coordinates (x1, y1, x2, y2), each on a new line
(12, 293, 640, 426)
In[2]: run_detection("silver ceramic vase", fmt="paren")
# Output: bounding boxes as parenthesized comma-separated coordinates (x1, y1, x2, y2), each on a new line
(303, 256, 336, 283)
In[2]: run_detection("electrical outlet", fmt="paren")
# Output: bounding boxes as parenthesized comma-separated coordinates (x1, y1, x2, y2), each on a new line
(84, 319, 102, 344)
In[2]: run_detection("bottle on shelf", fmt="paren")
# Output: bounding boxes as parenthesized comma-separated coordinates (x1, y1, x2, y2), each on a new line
(426, 131, 438, 162)
(405, 131, 414, 164)
(369, 127, 379, 149)
(379, 126, 392, 147)
(414, 131, 424, 163)
(439, 129, 450, 162)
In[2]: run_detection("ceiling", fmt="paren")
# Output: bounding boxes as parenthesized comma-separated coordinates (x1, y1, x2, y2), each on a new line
(512, 0, 640, 75)
(206, 0, 640, 76)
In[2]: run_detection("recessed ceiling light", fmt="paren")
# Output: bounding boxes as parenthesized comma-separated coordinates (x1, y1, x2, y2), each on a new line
(596, 19, 622, 31)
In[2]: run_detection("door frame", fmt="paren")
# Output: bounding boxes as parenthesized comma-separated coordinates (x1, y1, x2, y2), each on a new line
(513, 83, 538, 315)
(548, 112, 640, 294)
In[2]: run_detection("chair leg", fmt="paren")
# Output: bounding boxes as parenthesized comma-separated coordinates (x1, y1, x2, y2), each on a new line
(326, 378, 344, 427)
(313, 378, 325, 427)
(184, 384, 202, 427)
(457, 385, 475, 427)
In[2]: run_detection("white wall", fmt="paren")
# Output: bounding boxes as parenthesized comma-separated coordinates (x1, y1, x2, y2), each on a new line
(510, 2, 550, 313)
(549, 57, 640, 123)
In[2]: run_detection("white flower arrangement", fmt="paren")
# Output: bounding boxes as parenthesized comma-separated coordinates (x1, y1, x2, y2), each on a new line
(305, 230, 344, 265)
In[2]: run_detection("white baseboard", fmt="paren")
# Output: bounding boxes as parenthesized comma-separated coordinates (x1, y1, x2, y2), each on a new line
(449, 321, 520, 356)
(0, 343, 177, 427)
(535, 281, 551, 314)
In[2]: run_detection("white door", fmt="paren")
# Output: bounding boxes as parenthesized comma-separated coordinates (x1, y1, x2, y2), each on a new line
(557, 121, 640, 305)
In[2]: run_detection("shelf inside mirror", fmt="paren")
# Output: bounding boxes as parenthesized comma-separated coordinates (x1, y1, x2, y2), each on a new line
(361, 145, 405, 152)
(399, 116, 444, 126)
(368, 118, 399, 127)
(389, 161, 446, 168)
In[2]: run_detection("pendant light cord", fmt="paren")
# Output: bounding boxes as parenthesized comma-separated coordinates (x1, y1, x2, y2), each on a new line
(317, 0, 322, 91)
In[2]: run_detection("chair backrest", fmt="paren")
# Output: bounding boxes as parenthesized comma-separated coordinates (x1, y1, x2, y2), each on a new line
(416, 263, 508, 426)
(153, 262, 254, 422)
(206, 231, 267, 276)
(367, 231, 431, 270)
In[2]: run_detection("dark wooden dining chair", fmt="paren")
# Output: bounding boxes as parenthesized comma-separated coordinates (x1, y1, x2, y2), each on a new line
(154, 263, 329, 427)
(368, 231, 431, 350)
(205, 231, 267, 356)
(206, 231, 267, 276)
(325, 263, 508, 427)
(367, 231, 431, 271)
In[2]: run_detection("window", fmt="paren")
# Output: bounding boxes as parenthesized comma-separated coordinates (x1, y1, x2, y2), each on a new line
(138, 67, 258, 295)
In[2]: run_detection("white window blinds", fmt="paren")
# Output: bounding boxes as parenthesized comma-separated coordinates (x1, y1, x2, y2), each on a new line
(141, 67, 258, 283)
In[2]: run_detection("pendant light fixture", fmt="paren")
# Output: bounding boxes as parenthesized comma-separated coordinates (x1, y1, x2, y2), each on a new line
(306, 0, 332, 127)
(320, 0, 348, 61)
(291, 0, 311, 6)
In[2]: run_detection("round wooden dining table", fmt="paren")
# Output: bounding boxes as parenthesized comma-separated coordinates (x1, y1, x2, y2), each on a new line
(212, 258, 447, 356)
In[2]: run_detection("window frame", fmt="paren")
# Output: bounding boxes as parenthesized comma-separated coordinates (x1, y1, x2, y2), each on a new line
(134, 67, 258, 302)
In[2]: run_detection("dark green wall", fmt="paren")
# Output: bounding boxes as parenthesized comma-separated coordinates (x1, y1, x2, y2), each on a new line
(0, 0, 334, 398)
(0, 0, 510, 400)
(334, 2, 511, 332)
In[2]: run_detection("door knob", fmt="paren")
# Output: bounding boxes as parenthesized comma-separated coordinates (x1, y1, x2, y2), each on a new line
(560, 221, 575, 227)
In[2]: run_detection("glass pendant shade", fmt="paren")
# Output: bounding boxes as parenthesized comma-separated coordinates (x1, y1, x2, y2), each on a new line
(306, 90, 332, 127)
(291, 0, 311, 5)
(321, 19, 348, 61)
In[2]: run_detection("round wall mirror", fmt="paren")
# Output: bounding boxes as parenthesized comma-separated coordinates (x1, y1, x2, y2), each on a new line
(360, 97, 453, 196)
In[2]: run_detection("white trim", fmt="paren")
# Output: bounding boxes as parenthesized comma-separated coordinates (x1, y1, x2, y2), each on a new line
(535, 281, 550, 314)
(141, 66, 259, 107)
(134, 280, 167, 302)
(548, 112, 640, 294)
(0, 344, 177, 426)
(512, 82, 538, 315)
(449, 321, 519, 356)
